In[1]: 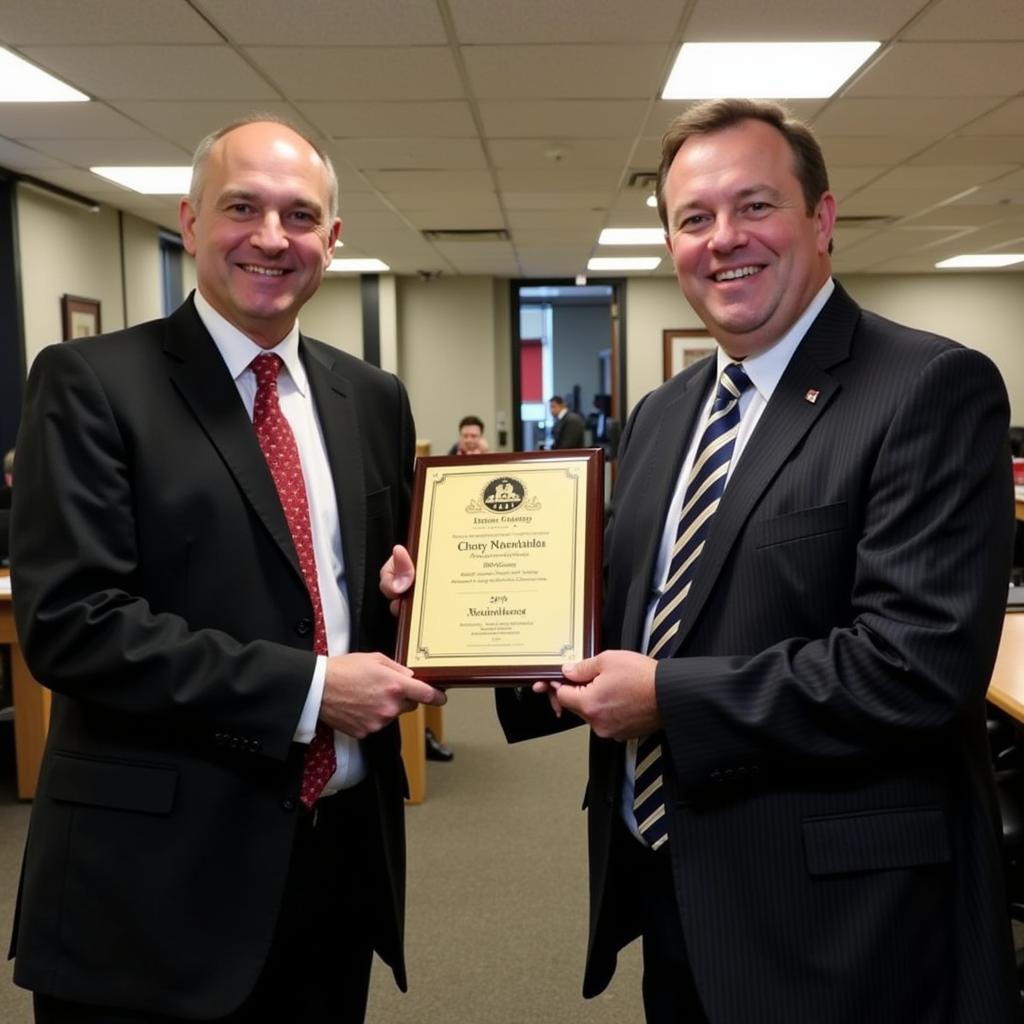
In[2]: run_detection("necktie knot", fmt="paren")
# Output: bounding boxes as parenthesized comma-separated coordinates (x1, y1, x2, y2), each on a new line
(716, 362, 751, 406)
(251, 353, 283, 390)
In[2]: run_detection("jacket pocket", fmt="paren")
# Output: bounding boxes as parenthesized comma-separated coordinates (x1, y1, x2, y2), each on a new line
(46, 751, 178, 815)
(802, 805, 950, 876)
(753, 501, 848, 549)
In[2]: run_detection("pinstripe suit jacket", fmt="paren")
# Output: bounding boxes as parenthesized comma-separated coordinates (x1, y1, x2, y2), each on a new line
(499, 282, 1019, 1022)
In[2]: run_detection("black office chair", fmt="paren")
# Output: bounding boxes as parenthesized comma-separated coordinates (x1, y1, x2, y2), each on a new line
(988, 706, 1024, 1002)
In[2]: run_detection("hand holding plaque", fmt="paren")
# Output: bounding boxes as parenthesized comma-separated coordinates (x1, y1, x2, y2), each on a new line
(396, 450, 603, 685)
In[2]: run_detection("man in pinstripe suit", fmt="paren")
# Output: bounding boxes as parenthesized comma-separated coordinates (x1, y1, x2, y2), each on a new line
(496, 99, 1019, 1021)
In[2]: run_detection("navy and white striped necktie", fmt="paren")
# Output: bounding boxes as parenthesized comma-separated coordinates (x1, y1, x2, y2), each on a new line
(634, 362, 752, 850)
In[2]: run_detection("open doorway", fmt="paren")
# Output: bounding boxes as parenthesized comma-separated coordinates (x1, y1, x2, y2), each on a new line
(510, 280, 626, 497)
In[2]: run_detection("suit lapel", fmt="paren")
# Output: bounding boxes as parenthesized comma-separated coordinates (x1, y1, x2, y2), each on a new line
(302, 339, 366, 636)
(162, 299, 303, 582)
(658, 284, 860, 658)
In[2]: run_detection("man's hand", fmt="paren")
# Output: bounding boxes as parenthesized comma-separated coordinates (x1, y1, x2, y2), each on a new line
(541, 650, 661, 741)
(380, 544, 415, 617)
(320, 651, 445, 739)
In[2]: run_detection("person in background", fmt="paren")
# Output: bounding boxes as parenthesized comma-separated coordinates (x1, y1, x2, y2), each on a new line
(549, 395, 586, 449)
(10, 116, 445, 1024)
(447, 414, 489, 456)
(497, 98, 1018, 1022)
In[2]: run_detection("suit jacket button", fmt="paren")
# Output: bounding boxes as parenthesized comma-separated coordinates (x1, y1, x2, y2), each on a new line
(710, 769, 723, 783)
(295, 617, 313, 637)
(282, 797, 297, 812)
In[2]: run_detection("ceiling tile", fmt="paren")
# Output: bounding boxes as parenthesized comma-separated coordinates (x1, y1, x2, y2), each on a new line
(488, 139, 633, 170)
(683, 0, 925, 40)
(902, 0, 1024, 41)
(0, 0, 218, 43)
(21, 45, 279, 100)
(300, 101, 477, 138)
(449, 0, 685, 43)
(846, 42, 1024, 97)
(0, 103, 152, 139)
(364, 169, 494, 192)
(463, 45, 666, 99)
(332, 138, 488, 170)
(818, 136, 934, 166)
(910, 136, 1024, 164)
(496, 168, 620, 192)
(812, 96, 1003, 136)
(870, 164, 1018, 190)
(195, 0, 448, 45)
(26, 137, 191, 166)
(479, 100, 648, 138)
(959, 98, 1024, 136)
(247, 46, 461, 101)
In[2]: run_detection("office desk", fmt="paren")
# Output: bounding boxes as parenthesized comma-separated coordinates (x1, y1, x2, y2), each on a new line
(990, 612, 1024, 723)
(0, 570, 50, 799)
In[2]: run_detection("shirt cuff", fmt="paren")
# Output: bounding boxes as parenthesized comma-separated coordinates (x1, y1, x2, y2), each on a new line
(293, 655, 327, 744)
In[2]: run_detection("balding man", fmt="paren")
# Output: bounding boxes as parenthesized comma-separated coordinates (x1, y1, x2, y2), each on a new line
(10, 116, 444, 1023)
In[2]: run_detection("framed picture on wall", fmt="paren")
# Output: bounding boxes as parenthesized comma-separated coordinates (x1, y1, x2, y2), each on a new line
(61, 295, 101, 341)
(663, 328, 715, 381)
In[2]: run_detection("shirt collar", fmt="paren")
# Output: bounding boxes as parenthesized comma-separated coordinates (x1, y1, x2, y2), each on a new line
(193, 288, 308, 394)
(716, 277, 834, 404)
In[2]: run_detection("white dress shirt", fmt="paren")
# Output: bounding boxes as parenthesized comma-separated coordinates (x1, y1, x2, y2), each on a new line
(194, 289, 365, 790)
(621, 278, 835, 836)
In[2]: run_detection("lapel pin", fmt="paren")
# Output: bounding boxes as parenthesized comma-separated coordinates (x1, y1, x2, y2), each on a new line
(805, 389, 820, 404)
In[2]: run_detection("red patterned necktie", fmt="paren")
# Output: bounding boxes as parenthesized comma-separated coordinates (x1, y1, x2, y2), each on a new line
(251, 353, 336, 808)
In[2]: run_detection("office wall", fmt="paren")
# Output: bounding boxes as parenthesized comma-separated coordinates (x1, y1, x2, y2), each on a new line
(397, 275, 501, 456)
(624, 273, 1024, 422)
(18, 187, 126, 365)
(300, 276, 363, 358)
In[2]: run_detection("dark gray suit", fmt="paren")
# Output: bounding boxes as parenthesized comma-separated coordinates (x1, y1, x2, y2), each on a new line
(9, 297, 414, 1018)
(552, 409, 586, 449)
(500, 283, 1018, 1022)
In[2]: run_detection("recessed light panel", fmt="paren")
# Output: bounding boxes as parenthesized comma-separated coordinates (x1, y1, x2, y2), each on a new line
(599, 228, 665, 246)
(587, 257, 661, 271)
(91, 167, 192, 195)
(662, 42, 880, 100)
(0, 48, 89, 102)
(328, 258, 390, 273)
(935, 254, 1024, 269)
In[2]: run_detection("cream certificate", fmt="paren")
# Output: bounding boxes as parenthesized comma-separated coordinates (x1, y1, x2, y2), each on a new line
(404, 457, 594, 676)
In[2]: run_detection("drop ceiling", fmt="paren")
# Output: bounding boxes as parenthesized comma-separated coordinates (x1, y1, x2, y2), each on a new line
(0, 0, 1022, 278)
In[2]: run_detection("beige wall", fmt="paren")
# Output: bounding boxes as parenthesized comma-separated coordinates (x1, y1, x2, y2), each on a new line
(299, 275, 363, 358)
(18, 186, 125, 366)
(623, 272, 1024, 423)
(397, 276, 504, 456)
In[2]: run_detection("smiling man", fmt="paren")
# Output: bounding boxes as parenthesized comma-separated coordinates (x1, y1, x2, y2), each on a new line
(496, 99, 1018, 1022)
(10, 116, 445, 1023)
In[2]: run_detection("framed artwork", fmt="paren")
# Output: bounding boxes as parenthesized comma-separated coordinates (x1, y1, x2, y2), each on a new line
(663, 328, 715, 381)
(61, 295, 101, 341)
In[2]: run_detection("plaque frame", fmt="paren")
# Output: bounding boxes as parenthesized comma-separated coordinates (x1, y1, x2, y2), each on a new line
(396, 449, 603, 685)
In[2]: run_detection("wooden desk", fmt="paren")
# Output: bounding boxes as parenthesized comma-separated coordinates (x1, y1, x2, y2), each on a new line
(990, 612, 1024, 723)
(1015, 498, 1024, 522)
(0, 571, 51, 799)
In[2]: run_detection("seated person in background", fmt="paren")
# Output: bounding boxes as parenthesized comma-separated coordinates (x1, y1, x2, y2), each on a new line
(448, 415, 489, 456)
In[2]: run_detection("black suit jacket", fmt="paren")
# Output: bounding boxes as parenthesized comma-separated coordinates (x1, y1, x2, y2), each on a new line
(552, 409, 586, 449)
(9, 297, 415, 1017)
(499, 284, 1018, 1022)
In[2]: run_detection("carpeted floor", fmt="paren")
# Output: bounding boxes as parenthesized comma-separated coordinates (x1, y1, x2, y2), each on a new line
(0, 689, 643, 1023)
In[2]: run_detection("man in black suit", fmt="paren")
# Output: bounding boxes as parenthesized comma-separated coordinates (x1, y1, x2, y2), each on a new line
(10, 117, 445, 1023)
(497, 100, 1019, 1021)
(549, 394, 586, 449)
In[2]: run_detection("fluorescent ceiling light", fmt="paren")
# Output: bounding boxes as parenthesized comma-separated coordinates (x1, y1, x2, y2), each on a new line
(935, 254, 1024, 269)
(328, 258, 390, 273)
(662, 42, 880, 99)
(0, 47, 89, 102)
(91, 166, 192, 194)
(599, 228, 665, 246)
(587, 257, 661, 272)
